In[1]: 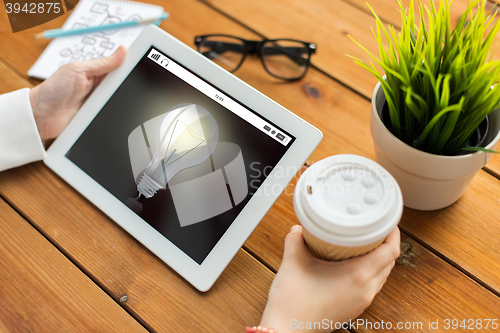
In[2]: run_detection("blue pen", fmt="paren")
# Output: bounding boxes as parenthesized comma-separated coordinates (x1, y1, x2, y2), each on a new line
(33, 12, 169, 39)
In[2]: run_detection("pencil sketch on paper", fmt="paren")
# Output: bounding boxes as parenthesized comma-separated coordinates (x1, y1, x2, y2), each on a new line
(57, 2, 139, 64)
(28, 0, 163, 80)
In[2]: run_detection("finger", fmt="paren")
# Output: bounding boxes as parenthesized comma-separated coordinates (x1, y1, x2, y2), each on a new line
(373, 261, 395, 294)
(84, 45, 127, 77)
(282, 225, 310, 263)
(348, 227, 401, 274)
(384, 226, 401, 251)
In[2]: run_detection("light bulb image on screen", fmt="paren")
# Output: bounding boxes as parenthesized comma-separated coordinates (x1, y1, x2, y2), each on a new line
(128, 110, 248, 226)
(137, 104, 219, 198)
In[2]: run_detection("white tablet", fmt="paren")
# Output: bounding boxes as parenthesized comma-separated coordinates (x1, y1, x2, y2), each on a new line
(44, 25, 322, 291)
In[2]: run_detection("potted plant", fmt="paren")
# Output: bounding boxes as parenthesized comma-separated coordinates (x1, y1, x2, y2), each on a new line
(350, 0, 500, 210)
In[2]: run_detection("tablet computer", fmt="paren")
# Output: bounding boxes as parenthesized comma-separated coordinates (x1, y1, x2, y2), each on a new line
(44, 25, 322, 291)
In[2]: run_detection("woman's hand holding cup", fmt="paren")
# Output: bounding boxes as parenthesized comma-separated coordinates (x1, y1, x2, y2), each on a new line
(260, 225, 400, 333)
(259, 155, 403, 333)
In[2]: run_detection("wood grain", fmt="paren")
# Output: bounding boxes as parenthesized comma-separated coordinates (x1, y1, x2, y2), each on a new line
(200, 0, 386, 96)
(0, 198, 147, 333)
(0, 162, 273, 332)
(202, 0, 500, 182)
(0, 8, 71, 85)
(233, 56, 500, 295)
(1, 0, 500, 331)
(401, 171, 500, 292)
(356, 233, 500, 333)
(0, 7, 274, 331)
(0, 0, 13, 33)
(339, 0, 500, 191)
(2, 161, 489, 333)
(0, 59, 33, 93)
(201, 0, 500, 289)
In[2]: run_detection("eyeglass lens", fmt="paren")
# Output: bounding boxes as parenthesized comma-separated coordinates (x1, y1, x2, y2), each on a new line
(198, 36, 246, 72)
(198, 36, 312, 80)
(261, 40, 310, 80)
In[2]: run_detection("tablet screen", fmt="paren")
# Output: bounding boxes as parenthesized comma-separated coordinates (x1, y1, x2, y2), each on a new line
(66, 46, 296, 264)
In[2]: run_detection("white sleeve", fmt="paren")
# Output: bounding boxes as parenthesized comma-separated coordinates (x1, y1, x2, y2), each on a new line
(0, 88, 46, 172)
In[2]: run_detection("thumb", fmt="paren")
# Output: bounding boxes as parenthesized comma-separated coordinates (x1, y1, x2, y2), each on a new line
(283, 225, 309, 263)
(85, 45, 127, 77)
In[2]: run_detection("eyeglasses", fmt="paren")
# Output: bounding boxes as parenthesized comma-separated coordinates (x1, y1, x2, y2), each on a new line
(194, 35, 317, 81)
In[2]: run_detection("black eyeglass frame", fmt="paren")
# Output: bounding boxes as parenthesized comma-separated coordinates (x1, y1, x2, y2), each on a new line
(194, 34, 317, 81)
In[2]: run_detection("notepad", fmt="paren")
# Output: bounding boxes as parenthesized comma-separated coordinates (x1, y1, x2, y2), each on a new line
(28, 0, 163, 80)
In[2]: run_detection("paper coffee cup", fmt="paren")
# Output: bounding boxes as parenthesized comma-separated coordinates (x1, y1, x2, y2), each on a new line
(293, 155, 403, 261)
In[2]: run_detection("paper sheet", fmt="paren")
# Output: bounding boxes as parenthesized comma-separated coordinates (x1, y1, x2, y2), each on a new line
(28, 0, 163, 79)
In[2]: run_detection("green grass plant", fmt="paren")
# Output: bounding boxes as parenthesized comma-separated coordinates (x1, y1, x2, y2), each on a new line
(350, 0, 500, 155)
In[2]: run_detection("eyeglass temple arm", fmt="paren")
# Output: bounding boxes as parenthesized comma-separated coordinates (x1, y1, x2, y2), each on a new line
(198, 40, 246, 54)
(262, 46, 313, 66)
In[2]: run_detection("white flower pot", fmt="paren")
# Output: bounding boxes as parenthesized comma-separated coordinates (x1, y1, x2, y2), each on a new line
(370, 81, 500, 210)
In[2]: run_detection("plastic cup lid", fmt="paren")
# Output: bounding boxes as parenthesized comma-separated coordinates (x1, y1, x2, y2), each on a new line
(294, 155, 403, 246)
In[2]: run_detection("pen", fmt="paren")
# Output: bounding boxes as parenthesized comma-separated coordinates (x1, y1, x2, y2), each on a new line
(33, 12, 169, 39)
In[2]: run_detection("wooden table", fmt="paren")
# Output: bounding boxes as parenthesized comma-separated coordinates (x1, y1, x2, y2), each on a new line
(1, 0, 500, 332)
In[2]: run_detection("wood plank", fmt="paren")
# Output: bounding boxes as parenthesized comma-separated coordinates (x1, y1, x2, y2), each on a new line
(202, 0, 500, 183)
(245, 185, 500, 330)
(0, 0, 13, 33)
(2, 165, 488, 329)
(0, 7, 72, 86)
(3, 0, 498, 176)
(340, 0, 500, 189)
(0, 1, 257, 78)
(0, 5, 350, 333)
(239, 58, 500, 293)
(0, 198, 147, 333)
(182, 4, 500, 328)
(0, 162, 273, 332)
(342, 0, 499, 58)
(356, 233, 500, 332)
(401, 171, 500, 291)
(1, 0, 500, 330)
(0, 60, 33, 93)
(333, 0, 500, 275)
(0, 9, 274, 331)
(200, 0, 383, 97)
(486, 155, 500, 179)
(202, 0, 500, 286)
